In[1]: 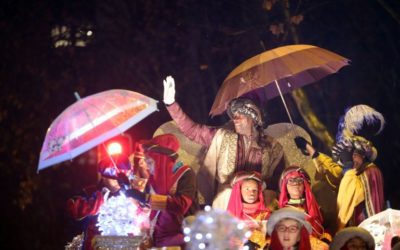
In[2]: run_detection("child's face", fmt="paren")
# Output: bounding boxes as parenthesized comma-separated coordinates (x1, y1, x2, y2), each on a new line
(345, 237, 367, 250)
(240, 179, 259, 204)
(286, 177, 304, 199)
(276, 218, 301, 248)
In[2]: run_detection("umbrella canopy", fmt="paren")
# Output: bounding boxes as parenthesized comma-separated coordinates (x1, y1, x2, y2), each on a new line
(210, 44, 350, 116)
(38, 90, 158, 172)
(359, 208, 400, 250)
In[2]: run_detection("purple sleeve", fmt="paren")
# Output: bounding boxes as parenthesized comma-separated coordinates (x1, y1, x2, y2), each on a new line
(166, 102, 217, 147)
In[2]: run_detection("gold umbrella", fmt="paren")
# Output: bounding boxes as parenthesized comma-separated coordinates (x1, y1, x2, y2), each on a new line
(210, 44, 350, 123)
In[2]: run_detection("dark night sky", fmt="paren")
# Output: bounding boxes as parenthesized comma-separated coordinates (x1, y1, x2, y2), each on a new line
(1, 0, 400, 249)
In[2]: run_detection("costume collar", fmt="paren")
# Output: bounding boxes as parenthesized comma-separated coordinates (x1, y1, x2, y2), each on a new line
(288, 198, 305, 205)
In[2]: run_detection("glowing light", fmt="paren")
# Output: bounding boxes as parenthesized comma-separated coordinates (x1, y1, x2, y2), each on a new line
(183, 227, 191, 234)
(186, 207, 249, 249)
(237, 222, 245, 230)
(184, 236, 191, 242)
(204, 205, 211, 212)
(244, 231, 252, 238)
(87, 30, 93, 36)
(107, 142, 122, 155)
(205, 217, 214, 224)
(195, 233, 203, 240)
(96, 194, 149, 236)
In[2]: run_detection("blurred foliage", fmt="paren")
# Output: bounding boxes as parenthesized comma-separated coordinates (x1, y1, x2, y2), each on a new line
(1, 0, 399, 249)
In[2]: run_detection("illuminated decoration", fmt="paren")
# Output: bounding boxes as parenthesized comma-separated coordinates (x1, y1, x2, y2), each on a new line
(51, 24, 94, 48)
(96, 193, 148, 236)
(107, 142, 123, 156)
(65, 233, 83, 250)
(184, 206, 251, 250)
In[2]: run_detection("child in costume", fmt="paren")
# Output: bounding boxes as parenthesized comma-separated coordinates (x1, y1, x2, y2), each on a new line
(226, 171, 271, 249)
(266, 207, 312, 250)
(278, 166, 325, 238)
(330, 227, 375, 250)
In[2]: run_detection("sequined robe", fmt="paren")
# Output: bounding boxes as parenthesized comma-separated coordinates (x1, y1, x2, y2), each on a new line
(166, 102, 286, 205)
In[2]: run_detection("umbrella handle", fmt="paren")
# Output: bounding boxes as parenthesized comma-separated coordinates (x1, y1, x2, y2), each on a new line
(274, 80, 294, 125)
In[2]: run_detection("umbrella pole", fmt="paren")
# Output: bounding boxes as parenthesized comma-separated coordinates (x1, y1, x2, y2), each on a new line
(274, 80, 294, 125)
(74, 92, 119, 170)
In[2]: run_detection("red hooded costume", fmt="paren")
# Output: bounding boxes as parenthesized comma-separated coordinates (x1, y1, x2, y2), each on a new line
(137, 134, 198, 248)
(278, 166, 324, 238)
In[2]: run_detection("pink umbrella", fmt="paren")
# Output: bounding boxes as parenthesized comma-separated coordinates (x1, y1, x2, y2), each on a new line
(38, 90, 158, 172)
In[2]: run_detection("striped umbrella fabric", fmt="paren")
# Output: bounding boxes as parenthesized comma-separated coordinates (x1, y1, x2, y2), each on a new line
(210, 44, 350, 116)
(38, 90, 158, 171)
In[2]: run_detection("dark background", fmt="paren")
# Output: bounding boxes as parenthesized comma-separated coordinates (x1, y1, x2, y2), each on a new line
(1, 0, 399, 249)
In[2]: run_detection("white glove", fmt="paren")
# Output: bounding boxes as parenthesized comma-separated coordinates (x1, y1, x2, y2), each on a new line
(163, 76, 176, 105)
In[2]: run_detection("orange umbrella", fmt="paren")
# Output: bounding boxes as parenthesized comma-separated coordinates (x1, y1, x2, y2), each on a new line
(210, 44, 350, 121)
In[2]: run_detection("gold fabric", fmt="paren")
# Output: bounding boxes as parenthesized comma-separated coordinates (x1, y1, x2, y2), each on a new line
(204, 128, 283, 196)
(337, 169, 364, 230)
(313, 153, 343, 189)
(149, 194, 168, 211)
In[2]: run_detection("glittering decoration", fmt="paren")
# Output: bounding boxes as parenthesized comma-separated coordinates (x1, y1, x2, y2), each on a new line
(65, 233, 83, 250)
(184, 206, 251, 250)
(92, 235, 142, 250)
(96, 193, 148, 236)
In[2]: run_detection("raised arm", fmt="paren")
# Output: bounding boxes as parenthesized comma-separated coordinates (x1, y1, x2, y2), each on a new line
(163, 76, 217, 146)
(294, 136, 343, 188)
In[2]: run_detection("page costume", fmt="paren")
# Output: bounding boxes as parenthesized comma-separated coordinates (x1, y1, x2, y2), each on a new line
(135, 134, 198, 248)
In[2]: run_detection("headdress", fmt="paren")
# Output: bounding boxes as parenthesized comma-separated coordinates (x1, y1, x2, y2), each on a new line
(231, 171, 262, 187)
(267, 207, 312, 235)
(227, 98, 264, 128)
(336, 104, 385, 142)
(138, 134, 179, 160)
(227, 171, 268, 221)
(329, 227, 375, 250)
(134, 134, 186, 196)
(278, 166, 311, 191)
(332, 136, 377, 164)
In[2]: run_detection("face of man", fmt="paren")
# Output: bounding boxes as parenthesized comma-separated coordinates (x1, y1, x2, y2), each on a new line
(232, 114, 253, 136)
(240, 179, 259, 204)
(345, 237, 367, 250)
(352, 152, 365, 170)
(134, 155, 156, 179)
(275, 218, 301, 248)
(286, 177, 305, 199)
(135, 157, 150, 179)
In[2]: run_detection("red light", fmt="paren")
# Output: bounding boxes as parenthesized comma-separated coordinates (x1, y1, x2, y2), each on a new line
(97, 134, 132, 163)
(107, 142, 122, 155)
